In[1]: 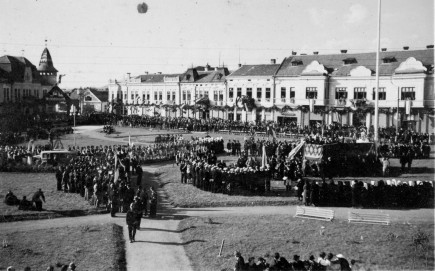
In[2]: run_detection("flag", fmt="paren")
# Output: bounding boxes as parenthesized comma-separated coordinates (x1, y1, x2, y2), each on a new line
(287, 140, 305, 161)
(128, 133, 132, 147)
(309, 99, 315, 113)
(261, 145, 267, 168)
(114, 154, 119, 183)
(405, 99, 411, 115)
(27, 140, 31, 152)
(31, 142, 35, 154)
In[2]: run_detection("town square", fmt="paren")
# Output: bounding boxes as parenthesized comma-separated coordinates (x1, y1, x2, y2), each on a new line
(0, 0, 434, 270)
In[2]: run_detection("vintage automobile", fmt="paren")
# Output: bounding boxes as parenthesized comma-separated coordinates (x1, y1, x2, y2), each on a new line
(33, 149, 77, 165)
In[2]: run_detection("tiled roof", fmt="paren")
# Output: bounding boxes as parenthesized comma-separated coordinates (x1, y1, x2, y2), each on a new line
(228, 64, 280, 77)
(276, 49, 434, 77)
(0, 55, 41, 83)
(89, 89, 109, 102)
(136, 74, 180, 83)
(195, 68, 230, 83)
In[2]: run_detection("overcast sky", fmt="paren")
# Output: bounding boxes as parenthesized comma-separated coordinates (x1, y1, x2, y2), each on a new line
(0, 0, 433, 88)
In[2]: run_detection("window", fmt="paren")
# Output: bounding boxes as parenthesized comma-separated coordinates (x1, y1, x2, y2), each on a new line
(237, 88, 242, 97)
(335, 87, 348, 99)
(353, 87, 366, 99)
(343, 58, 357, 65)
(167, 92, 171, 101)
(172, 92, 176, 101)
(265, 88, 271, 99)
(213, 91, 218, 101)
(256, 88, 262, 99)
(131, 93, 134, 100)
(112, 93, 115, 100)
(34, 89, 37, 96)
(401, 87, 415, 100)
(372, 87, 386, 100)
(246, 88, 252, 98)
(85, 96, 92, 101)
(124, 93, 127, 100)
(159, 91, 162, 100)
(229, 88, 234, 99)
(219, 91, 223, 101)
(306, 87, 318, 99)
(289, 87, 295, 98)
(382, 57, 396, 64)
(187, 91, 191, 100)
(281, 87, 286, 99)
(204, 91, 209, 98)
(182, 91, 186, 101)
(142, 94, 146, 101)
(199, 91, 203, 98)
(154, 92, 157, 101)
(146, 92, 150, 100)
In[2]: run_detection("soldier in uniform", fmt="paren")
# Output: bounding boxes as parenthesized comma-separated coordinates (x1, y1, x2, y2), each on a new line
(126, 203, 137, 243)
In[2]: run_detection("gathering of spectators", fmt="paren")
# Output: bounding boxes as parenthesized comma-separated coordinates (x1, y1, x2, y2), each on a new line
(233, 250, 353, 271)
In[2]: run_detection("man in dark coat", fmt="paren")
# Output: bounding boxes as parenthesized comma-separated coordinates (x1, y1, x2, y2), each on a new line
(126, 203, 137, 243)
(135, 165, 143, 186)
(55, 166, 63, 191)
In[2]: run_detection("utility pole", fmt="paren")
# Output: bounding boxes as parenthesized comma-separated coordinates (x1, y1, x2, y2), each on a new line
(374, 0, 382, 143)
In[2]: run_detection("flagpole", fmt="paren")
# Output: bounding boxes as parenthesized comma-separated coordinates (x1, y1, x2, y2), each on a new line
(374, 0, 382, 144)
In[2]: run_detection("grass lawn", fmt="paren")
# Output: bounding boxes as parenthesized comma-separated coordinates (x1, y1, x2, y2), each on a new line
(179, 215, 434, 271)
(0, 172, 105, 222)
(0, 223, 126, 271)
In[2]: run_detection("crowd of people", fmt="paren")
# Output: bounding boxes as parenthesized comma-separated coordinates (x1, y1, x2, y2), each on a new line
(294, 178, 434, 209)
(233, 251, 353, 271)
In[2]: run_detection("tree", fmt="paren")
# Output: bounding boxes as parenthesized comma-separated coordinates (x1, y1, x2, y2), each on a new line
(82, 104, 96, 116)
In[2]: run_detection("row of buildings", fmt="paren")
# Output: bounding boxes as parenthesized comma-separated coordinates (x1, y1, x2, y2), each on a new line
(108, 46, 434, 133)
(0, 47, 108, 115)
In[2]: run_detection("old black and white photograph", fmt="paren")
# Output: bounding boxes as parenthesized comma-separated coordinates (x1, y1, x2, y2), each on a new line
(0, 0, 434, 270)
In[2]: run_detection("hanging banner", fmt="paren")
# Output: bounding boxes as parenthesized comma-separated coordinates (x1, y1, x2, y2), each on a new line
(405, 99, 411, 115)
(309, 99, 315, 113)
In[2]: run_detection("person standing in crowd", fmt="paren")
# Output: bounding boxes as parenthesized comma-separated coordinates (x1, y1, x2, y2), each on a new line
(136, 165, 143, 186)
(32, 188, 46, 211)
(126, 203, 137, 243)
(55, 166, 63, 191)
(382, 157, 390, 177)
(149, 187, 158, 218)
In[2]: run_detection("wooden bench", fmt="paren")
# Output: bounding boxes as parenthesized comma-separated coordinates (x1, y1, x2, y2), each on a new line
(294, 206, 334, 221)
(348, 211, 390, 225)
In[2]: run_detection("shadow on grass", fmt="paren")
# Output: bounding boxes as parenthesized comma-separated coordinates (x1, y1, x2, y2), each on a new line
(134, 239, 206, 246)
(138, 226, 196, 233)
(0, 208, 108, 223)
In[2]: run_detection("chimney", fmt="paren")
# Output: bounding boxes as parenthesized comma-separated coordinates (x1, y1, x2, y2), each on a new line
(381, 48, 387, 52)
(427, 45, 434, 49)
(238, 63, 242, 68)
(403, 46, 409, 50)
(158, 72, 162, 74)
(340, 49, 347, 54)
(270, 59, 276, 64)
(291, 51, 297, 55)
(144, 71, 148, 75)
(313, 51, 319, 55)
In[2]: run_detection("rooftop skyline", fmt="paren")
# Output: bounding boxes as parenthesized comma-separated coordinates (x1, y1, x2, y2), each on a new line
(0, 0, 433, 88)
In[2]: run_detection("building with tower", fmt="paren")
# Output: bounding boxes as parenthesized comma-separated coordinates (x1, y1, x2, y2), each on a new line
(37, 47, 58, 86)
